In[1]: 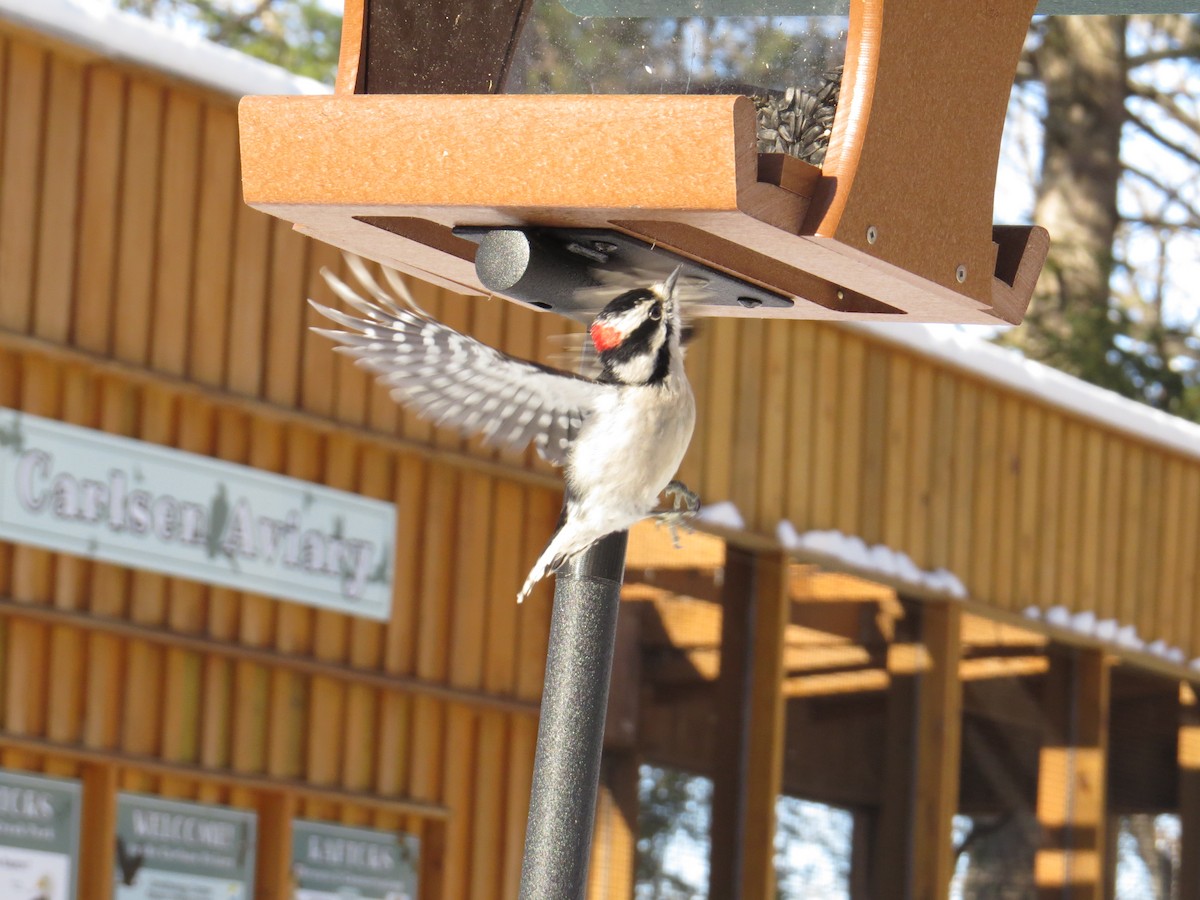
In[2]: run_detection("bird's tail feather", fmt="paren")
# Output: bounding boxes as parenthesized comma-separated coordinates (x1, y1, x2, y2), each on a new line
(518, 542, 561, 604)
(517, 518, 588, 603)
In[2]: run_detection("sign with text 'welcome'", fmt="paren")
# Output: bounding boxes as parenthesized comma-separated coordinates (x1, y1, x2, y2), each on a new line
(115, 794, 256, 899)
(0, 408, 396, 619)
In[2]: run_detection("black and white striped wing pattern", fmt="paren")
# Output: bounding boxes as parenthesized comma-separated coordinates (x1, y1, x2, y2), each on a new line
(311, 264, 609, 466)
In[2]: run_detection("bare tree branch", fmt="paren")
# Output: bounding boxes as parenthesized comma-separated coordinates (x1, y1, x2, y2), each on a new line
(1128, 81, 1200, 136)
(1122, 216, 1200, 232)
(1122, 163, 1200, 227)
(1126, 44, 1200, 68)
(1126, 108, 1200, 168)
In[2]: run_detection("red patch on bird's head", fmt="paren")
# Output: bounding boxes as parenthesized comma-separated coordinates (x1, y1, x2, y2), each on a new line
(590, 321, 622, 353)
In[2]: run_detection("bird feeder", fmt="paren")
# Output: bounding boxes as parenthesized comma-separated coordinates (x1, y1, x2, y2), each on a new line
(239, 0, 1051, 324)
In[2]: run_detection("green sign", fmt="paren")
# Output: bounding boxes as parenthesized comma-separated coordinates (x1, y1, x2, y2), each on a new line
(115, 794, 256, 899)
(0, 770, 80, 900)
(0, 408, 396, 619)
(293, 820, 419, 900)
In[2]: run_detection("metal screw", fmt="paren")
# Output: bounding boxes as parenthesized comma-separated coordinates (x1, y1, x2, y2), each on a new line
(955, 264, 967, 283)
(866, 225, 878, 245)
(737, 296, 763, 309)
(836, 289, 845, 301)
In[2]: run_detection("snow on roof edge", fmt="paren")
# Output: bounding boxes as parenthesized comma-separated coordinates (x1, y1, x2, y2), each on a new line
(0, 0, 330, 98)
(850, 322, 1200, 462)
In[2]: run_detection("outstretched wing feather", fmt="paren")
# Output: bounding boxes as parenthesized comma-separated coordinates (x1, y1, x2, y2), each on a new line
(311, 268, 605, 466)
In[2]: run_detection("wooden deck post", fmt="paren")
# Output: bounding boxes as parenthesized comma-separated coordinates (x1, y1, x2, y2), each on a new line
(78, 763, 118, 900)
(588, 603, 643, 899)
(870, 599, 964, 900)
(1035, 649, 1111, 900)
(1179, 682, 1200, 900)
(912, 602, 965, 899)
(708, 547, 790, 899)
(255, 790, 297, 900)
(587, 753, 640, 900)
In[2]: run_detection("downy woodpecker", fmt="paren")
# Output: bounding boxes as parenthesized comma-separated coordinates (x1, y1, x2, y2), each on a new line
(311, 258, 698, 603)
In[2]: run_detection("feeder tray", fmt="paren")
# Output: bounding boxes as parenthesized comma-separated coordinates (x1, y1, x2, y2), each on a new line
(238, 0, 1051, 324)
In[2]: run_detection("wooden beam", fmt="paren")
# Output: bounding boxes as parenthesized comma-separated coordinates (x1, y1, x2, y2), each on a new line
(911, 602, 964, 899)
(255, 791, 296, 900)
(0, 731, 446, 819)
(587, 752, 640, 900)
(708, 545, 754, 896)
(869, 599, 964, 899)
(741, 551, 791, 900)
(604, 601, 642, 750)
(627, 516, 727, 571)
(708, 548, 790, 899)
(850, 809, 874, 900)
(78, 763, 117, 900)
(1034, 649, 1111, 900)
(1180, 682, 1200, 900)
(0, 598, 537, 717)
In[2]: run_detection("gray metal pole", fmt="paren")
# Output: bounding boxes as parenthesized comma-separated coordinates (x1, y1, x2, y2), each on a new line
(518, 529, 628, 899)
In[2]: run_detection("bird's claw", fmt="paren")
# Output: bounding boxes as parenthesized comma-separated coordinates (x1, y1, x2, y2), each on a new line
(663, 480, 700, 514)
(656, 481, 700, 549)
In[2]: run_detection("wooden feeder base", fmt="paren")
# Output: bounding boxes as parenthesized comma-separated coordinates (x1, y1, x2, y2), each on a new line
(239, 94, 1047, 324)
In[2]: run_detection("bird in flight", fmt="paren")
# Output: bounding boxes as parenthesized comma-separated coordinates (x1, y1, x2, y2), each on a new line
(311, 256, 698, 602)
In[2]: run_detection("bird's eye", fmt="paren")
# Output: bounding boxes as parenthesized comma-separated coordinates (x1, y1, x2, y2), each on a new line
(649, 304, 662, 321)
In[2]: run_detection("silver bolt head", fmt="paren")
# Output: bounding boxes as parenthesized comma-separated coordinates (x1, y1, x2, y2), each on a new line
(955, 264, 967, 283)
(866, 225, 878, 245)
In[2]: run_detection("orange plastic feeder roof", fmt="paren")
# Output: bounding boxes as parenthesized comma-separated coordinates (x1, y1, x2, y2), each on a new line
(239, 0, 1058, 324)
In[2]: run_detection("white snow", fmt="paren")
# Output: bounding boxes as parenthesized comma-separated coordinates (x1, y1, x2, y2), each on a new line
(0, 0, 328, 98)
(776, 519, 801, 548)
(1115, 625, 1144, 651)
(1072, 610, 1096, 634)
(1024, 603, 1194, 664)
(695, 500, 745, 530)
(1044, 605, 1072, 628)
(776, 524, 968, 599)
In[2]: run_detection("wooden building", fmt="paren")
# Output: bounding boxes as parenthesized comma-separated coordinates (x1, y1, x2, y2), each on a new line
(0, 3, 1198, 898)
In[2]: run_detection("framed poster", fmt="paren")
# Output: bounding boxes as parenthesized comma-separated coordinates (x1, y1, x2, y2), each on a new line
(292, 819, 419, 900)
(0, 770, 80, 900)
(0, 407, 396, 619)
(114, 794, 256, 899)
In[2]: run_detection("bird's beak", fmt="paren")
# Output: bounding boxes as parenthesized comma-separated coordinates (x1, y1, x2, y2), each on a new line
(661, 266, 682, 307)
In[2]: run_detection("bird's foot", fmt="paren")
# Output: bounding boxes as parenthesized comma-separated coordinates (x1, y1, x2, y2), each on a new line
(663, 480, 700, 514)
(655, 481, 700, 549)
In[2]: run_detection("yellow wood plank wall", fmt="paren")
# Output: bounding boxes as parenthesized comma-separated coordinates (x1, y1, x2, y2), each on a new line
(0, 341, 557, 897)
(3, 26, 1198, 642)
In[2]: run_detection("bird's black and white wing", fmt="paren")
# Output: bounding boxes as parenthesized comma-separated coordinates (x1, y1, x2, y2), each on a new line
(311, 259, 610, 466)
